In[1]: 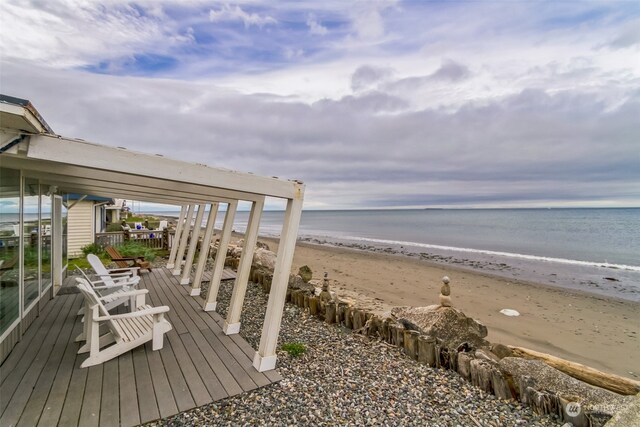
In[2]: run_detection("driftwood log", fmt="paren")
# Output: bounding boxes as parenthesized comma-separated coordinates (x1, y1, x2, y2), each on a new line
(509, 346, 640, 395)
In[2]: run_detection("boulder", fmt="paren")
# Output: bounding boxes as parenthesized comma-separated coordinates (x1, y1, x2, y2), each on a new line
(253, 248, 276, 271)
(499, 357, 633, 426)
(391, 305, 488, 349)
(298, 265, 313, 283)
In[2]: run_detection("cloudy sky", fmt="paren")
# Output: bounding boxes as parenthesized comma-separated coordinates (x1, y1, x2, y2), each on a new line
(1, 0, 639, 210)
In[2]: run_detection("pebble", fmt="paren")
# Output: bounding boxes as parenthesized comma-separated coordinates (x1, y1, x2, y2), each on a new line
(145, 275, 561, 426)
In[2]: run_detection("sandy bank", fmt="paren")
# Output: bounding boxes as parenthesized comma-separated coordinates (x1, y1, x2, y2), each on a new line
(261, 237, 639, 379)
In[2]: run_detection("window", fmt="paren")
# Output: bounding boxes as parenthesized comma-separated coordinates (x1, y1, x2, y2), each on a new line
(0, 168, 20, 335)
(23, 178, 39, 311)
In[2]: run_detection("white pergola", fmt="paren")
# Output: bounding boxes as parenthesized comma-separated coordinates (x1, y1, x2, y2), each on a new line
(2, 133, 304, 372)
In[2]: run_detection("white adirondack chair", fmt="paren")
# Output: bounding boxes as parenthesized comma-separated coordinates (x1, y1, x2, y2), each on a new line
(74, 267, 138, 316)
(87, 253, 140, 281)
(76, 278, 172, 368)
(158, 220, 168, 230)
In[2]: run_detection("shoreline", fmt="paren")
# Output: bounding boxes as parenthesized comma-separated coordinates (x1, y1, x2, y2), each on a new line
(261, 236, 640, 379)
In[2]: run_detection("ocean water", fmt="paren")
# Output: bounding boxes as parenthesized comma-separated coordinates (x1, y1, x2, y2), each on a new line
(145, 208, 640, 301)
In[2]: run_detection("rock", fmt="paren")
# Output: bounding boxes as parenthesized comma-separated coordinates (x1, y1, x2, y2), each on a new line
(298, 265, 313, 283)
(490, 343, 513, 359)
(439, 276, 452, 307)
(256, 241, 270, 250)
(288, 274, 314, 293)
(475, 348, 500, 363)
(391, 305, 489, 350)
(318, 272, 332, 303)
(499, 357, 633, 424)
(500, 309, 520, 317)
(253, 248, 277, 271)
(439, 294, 452, 307)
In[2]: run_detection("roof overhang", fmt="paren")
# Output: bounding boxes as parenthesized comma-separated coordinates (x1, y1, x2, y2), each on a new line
(1, 134, 304, 206)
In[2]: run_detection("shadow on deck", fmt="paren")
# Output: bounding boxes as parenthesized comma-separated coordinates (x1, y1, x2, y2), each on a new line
(0, 268, 281, 426)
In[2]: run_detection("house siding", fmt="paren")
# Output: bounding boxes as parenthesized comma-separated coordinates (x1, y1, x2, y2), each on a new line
(67, 201, 94, 258)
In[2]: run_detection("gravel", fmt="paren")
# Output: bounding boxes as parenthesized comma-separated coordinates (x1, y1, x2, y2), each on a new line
(146, 278, 562, 427)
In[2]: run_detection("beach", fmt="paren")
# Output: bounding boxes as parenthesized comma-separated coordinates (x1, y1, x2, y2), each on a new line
(262, 237, 639, 379)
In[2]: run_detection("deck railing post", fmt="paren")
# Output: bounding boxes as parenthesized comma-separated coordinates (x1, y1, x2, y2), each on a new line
(172, 204, 195, 276)
(191, 203, 219, 296)
(180, 204, 206, 285)
(166, 205, 187, 269)
(253, 184, 304, 371)
(223, 197, 264, 334)
(203, 201, 238, 311)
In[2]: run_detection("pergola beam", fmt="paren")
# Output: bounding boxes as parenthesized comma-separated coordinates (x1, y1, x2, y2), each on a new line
(25, 135, 298, 199)
(166, 205, 187, 270)
(172, 204, 196, 276)
(203, 201, 237, 312)
(253, 193, 303, 372)
(224, 197, 264, 335)
(190, 203, 219, 296)
(180, 204, 205, 285)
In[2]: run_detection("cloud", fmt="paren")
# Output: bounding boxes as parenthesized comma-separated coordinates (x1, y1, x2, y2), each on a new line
(351, 65, 394, 92)
(2, 1, 639, 208)
(209, 4, 277, 29)
(306, 14, 328, 36)
(3, 58, 638, 209)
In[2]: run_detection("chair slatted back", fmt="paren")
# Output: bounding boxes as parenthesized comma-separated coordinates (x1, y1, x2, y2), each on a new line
(87, 254, 119, 287)
(76, 278, 124, 339)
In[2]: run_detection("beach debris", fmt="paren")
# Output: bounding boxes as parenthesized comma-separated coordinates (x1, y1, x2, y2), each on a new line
(603, 277, 619, 282)
(439, 276, 452, 307)
(500, 308, 520, 317)
(298, 265, 313, 283)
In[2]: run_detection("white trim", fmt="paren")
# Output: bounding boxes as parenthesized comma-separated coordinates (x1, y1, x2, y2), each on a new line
(172, 205, 195, 276)
(23, 296, 39, 318)
(0, 318, 20, 343)
(203, 201, 237, 311)
(252, 353, 277, 372)
(225, 198, 264, 330)
(166, 205, 187, 269)
(179, 204, 205, 285)
(255, 193, 304, 369)
(190, 203, 219, 295)
(223, 322, 240, 335)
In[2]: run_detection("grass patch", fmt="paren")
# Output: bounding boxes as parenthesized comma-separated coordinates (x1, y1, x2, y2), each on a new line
(281, 342, 306, 357)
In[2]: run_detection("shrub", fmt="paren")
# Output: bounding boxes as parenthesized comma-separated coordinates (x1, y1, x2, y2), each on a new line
(106, 223, 123, 232)
(116, 241, 157, 261)
(81, 243, 104, 257)
(281, 342, 306, 357)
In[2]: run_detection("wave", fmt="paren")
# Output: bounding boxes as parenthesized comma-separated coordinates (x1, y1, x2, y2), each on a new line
(302, 233, 640, 272)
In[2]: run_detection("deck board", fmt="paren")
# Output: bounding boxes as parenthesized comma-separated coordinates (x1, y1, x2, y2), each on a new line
(0, 268, 280, 426)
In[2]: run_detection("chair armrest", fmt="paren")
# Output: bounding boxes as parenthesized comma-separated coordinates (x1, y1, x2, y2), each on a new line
(95, 305, 169, 321)
(107, 267, 140, 274)
(110, 256, 138, 261)
(92, 283, 130, 291)
(98, 289, 148, 300)
(89, 278, 137, 286)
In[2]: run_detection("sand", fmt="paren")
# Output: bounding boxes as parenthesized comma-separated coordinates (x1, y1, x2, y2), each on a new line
(261, 238, 639, 379)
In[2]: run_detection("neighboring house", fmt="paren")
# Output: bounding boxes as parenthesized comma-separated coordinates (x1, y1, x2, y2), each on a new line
(64, 194, 114, 258)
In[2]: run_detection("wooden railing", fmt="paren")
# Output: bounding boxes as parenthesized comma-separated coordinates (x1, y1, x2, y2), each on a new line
(95, 229, 175, 250)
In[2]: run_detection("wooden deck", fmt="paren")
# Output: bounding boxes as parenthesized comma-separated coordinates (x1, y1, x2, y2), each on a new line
(0, 268, 281, 427)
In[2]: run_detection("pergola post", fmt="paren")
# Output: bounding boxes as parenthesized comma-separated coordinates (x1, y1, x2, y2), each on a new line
(180, 204, 205, 285)
(172, 204, 195, 276)
(253, 189, 303, 372)
(203, 201, 237, 311)
(166, 205, 187, 269)
(224, 197, 264, 335)
(190, 203, 219, 296)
